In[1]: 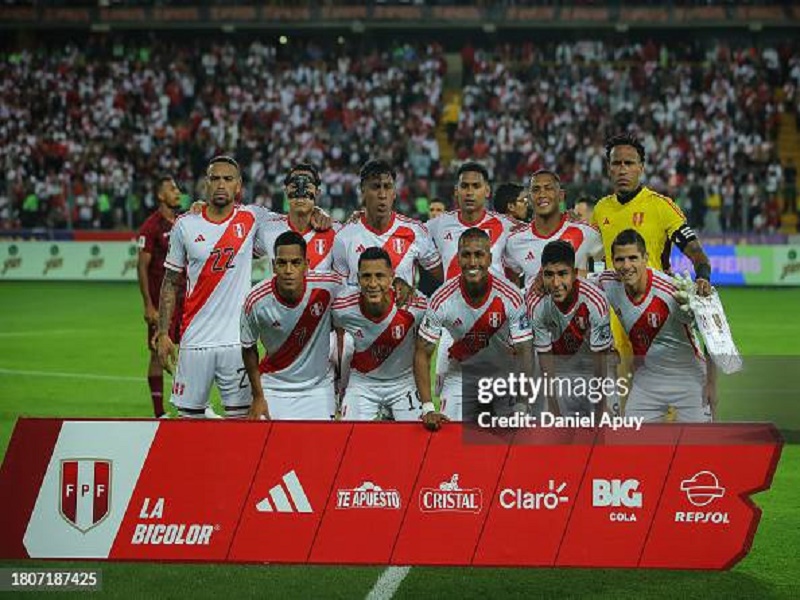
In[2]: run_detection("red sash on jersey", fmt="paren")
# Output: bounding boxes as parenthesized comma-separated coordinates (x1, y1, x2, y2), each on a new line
(259, 288, 332, 373)
(383, 226, 416, 269)
(350, 309, 416, 373)
(552, 303, 590, 355)
(445, 216, 504, 278)
(182, 210, 255, 335)
(306, 230, 336, 270)
(559, 225, 585, 252)
(448, 296, 507, 362)
(628, 296, 670, 356)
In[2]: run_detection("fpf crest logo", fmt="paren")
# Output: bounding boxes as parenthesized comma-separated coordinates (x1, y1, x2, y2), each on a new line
(59, 459, 112, 532)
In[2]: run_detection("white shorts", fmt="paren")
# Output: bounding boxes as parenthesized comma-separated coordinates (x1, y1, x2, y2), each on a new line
(625, 379, 705, 423)
(264, 378, 336, 420)
(341, 375, 421, 421)
(170, 345, 250, 414)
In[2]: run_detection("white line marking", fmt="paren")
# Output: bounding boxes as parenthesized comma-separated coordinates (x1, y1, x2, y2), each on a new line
(365, 567, 412, 600)
(0, 329, 124, 338)
(0, 368, 140, 383)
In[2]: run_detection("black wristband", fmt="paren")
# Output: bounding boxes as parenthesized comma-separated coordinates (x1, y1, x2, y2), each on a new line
(695, 263, 711, 282)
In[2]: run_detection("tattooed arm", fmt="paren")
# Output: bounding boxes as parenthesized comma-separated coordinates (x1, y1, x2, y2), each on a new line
(156, 269, 180, 373)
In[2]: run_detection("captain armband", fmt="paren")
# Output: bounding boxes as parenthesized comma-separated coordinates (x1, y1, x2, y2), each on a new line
(670, 224, 698, 251)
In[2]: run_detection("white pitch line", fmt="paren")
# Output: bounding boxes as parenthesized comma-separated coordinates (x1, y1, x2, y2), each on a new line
(0, 367, 141, 383)
(0, 329, 106, 337)
(365, 567, 412, 600)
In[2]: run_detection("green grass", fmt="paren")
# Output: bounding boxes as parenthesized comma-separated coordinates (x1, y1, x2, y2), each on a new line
(1, 283, 799, 598)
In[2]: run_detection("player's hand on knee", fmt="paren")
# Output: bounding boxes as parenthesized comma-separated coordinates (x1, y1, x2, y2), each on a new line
(696, 278, 712, 297)
(156, 334, 177, 374)
(422, 411, 449, 431)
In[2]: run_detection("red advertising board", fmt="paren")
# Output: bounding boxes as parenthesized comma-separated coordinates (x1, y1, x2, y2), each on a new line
(0, 419, 782, 569)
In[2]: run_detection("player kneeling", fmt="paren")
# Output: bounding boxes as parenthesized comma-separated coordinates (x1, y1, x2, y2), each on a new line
(527, 240, 612, 418)
(597, 229, 707, 423)
(332, 247, 428, 421)
(241, 231, 342, 420)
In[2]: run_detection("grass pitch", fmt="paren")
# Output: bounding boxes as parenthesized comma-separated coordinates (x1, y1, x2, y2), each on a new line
(0, 283, 798, 598)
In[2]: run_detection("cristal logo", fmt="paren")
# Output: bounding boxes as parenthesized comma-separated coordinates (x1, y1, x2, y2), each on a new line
(336, 481, 401, 510)
(419, 474, 482, 513)
(675, 471, 730, 525)
(499, 481, 568, 510)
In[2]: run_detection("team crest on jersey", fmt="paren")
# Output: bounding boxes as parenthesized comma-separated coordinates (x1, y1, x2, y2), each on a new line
(235, 223, 245, 238)
(576, 315, 587, 330)
(632, 212, 645, 226)
(310, 302, 324, 317)
(392, 238, 406, 254)
(314, 239, 327, 255)
(391, 324, 405, 340)
(647, 312, 660, 328)
(489, 312, 502, 328)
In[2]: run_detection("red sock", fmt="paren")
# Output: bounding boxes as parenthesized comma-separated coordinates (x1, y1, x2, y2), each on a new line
(148, 375, 164, 417)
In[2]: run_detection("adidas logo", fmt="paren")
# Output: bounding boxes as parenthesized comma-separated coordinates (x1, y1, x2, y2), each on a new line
(271, 320, 281, 328)
(526, 251, 535, 261)
(256, 470, 313, 513)
(603, 217, 610, 226)
(194, 234, 206, 243)
(444, 232, 453, 241)
(453, 317, 463, 327)
(356, 244, 366, 254)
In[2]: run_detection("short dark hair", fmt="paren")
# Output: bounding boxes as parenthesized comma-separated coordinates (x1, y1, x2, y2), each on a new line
(611, 228, 648, 257)
(605, 133, 646, 163)
(574, 196, 595, 208)
(155, 174, 175, 192)
(284, 163, 321, 187)
(458, 227, 490, 247)
(493, 182, 525, 214)
(274, 230, 307, 258)
(358, 246, 393, 271)
(359, 159, 395, 187)
(429, 197, 446, 207)
(530, 169, 561, 187)
(457, 161, 489, 183)
(208, 155, 241, 174)
(541, 240, 576, 269)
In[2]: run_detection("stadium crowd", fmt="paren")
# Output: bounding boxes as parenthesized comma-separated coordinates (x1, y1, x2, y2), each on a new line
(0, 35, 798, 234)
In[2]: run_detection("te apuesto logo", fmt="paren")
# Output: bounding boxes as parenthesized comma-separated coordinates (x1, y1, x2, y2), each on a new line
(336, 481, 401, 510)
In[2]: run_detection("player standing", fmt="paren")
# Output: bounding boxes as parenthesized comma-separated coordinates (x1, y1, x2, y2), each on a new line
(332, 247, 428, 421)
(526, 241, 612, 417)
(332, 159, 443, 290)
(504, 170, 603, 288)
(137, 174, 184, 418)
(156, 156, 270, 418)
(415, 228, 533, 429)
(258, 163, 340, 271)
(242, 231, 342, 420)
(597, 229, 708, 422)
(492, 182, 530, 223)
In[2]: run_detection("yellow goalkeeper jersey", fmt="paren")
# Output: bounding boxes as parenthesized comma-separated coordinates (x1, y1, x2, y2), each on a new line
(590, 186, 687, 273)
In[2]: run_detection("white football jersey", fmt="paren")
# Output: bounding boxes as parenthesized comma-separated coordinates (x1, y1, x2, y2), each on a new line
(427, 209, 516, 280)
(504, 216, 603, 284)
(597, 268, 705, 386)
(257, 215, 342, 271)
(241, 272, 343, 391)
(526, 277, 611, 377)
(420, 274, 532, 378)
(332, 290, 427, 381)
(165, 205, 268, 348)
(332, 213, 441, 286)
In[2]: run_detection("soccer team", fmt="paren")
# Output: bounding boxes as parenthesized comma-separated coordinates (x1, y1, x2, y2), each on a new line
(137, 133, 716, 429)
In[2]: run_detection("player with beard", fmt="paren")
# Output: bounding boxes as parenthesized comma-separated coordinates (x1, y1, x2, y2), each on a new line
(415, 228, 533, 429)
